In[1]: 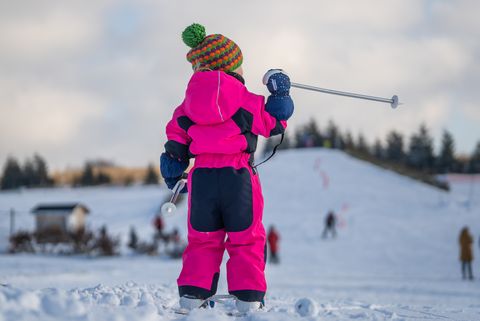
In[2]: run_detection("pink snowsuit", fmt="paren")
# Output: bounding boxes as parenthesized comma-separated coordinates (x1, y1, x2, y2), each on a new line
(165, 70, 286, 302)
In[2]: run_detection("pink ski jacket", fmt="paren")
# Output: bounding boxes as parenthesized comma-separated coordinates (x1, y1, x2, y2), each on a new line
(164, 71, 287, 161)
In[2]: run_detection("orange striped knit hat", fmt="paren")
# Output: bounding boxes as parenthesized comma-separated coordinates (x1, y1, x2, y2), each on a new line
(182, 23, 243, 72)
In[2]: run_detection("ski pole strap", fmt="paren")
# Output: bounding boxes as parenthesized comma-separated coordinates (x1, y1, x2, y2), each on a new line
(253, 133, 284, 169)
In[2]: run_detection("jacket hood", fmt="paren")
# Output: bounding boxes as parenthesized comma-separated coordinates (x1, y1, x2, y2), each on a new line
(183, 71, 245, 125)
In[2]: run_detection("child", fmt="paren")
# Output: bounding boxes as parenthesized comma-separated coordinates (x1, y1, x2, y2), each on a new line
(160, 23, 294, 313)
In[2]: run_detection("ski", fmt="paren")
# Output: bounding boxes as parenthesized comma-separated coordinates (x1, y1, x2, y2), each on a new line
(171, 294, 268, 317)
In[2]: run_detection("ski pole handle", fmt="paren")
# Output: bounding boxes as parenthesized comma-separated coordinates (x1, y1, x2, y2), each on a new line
(161, 173, 188, 216)
(170, 178, 186, 204)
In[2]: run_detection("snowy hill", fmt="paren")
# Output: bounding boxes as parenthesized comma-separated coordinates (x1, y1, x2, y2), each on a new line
(1, 148, 480, 321)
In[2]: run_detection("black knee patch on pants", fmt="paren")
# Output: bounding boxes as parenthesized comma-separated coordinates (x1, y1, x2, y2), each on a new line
(190, 167, 253, 232)
(179, 272, 219, 299)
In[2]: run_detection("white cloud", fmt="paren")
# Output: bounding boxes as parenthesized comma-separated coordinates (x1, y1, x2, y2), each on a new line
(0, 86, 106, 146)
(0, 1, 113, 63)
(0, 13, 98, 60)
(430, 0, 480, 37)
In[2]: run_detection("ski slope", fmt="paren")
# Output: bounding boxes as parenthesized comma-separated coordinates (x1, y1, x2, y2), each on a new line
(1, 148, 480, 321)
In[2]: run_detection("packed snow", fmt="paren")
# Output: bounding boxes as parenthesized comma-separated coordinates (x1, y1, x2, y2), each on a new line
(1, 148, 480, 321)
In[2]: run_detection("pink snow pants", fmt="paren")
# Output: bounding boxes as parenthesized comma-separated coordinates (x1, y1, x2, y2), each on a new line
(177, 153, 267, 302)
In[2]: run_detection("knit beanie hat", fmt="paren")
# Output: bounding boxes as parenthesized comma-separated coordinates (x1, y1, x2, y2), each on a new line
(182, 23, 243, 72)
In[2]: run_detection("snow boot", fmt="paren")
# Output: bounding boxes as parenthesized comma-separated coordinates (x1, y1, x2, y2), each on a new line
(235, 299, 264, 313)
(179, 295, 207, 310)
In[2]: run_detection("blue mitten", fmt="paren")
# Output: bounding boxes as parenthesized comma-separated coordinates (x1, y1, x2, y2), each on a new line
(265, 70, 291, 96)
(263, 69, 294, 120)
(160, 153, 189, 193)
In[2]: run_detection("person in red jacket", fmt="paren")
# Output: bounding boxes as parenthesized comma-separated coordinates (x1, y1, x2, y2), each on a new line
(153, 215, 166, 242)
(267, 225, 280, 264)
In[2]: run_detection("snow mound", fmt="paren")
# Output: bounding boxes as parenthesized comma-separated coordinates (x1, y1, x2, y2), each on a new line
(0, 283, 173, 321)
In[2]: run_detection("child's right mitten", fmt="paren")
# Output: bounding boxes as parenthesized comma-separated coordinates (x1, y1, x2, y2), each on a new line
(263, 69, 294, 121)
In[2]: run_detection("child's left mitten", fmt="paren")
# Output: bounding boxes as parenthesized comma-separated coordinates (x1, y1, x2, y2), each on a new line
(160, 153, 189, 193)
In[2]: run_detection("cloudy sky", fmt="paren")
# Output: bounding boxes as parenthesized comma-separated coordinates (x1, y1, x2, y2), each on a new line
(1, 0, 479, 170)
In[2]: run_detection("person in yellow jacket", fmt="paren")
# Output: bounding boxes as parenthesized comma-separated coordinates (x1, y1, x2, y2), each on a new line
(459, 227, 474, 280)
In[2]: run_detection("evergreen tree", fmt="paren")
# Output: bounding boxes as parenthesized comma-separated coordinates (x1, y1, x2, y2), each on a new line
(96, 171, 112, 185)
(385, 131, 405, 162)
(326, 120, 342, 149)
(1, 157, 24, 190)
(344, 131, 355, 150)
(144, 164, 159, 185)
(22, 158, 35, 187)
(407, 124, 435, 171)
(305, 119, 323, 147)
(295, 119, 323, 148)
(373, 139, 384, 159)
(436, 130, 456, 173)
(357, 133, 369, 153)
(79, 163, 96, 186)
(468, 141, 480, 173)
(293, 127, 306, 148)
(32, 154, 51, 186)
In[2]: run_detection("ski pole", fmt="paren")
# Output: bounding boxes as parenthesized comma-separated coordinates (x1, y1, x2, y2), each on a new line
(290, 82, 399, 109)
(161, 173, 188, 216)
(262, 69, 400, 109)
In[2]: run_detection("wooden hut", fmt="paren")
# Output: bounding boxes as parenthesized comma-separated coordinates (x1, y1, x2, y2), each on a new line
(31, 203, 90, 242)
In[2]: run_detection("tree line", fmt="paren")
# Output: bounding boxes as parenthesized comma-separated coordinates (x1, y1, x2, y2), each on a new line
(0, 156, 160, 190)
(264, 119, 480, 174)
(0, 154, 53, 190)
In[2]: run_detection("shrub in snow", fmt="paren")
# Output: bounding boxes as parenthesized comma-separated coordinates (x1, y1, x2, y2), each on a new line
(92, 226, 120, 256)
(9, 231, 35, 253)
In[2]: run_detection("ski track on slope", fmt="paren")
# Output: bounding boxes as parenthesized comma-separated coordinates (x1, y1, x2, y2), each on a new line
(1, 149, 480, 321)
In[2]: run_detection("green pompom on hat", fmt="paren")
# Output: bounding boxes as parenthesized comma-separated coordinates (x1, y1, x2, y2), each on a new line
(182, 23, 206, 48)
(182, 23, 243, 73)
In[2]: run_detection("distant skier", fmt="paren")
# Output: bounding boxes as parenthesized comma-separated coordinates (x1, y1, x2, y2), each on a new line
(128, 226, 138, 250)
(322, 211, 337, 239)
(159, 23, 294, 313)
(267, 225, 280, 264)
(459, 227, 474, 280)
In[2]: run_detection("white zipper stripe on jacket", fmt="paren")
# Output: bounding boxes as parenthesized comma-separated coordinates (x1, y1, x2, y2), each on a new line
(216, 71, 225, 122)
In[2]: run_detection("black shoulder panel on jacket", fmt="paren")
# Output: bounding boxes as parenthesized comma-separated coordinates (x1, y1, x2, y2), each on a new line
(269, 119, 285, 137)
(177, 116, 195, 132)
(232, 108, 257, 153)
(164, 140, 189, 161)
(244, 132, 258, 153)
(231, 108, 253, 132)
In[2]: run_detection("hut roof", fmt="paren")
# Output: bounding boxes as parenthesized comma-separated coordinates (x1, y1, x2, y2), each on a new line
(31, 203, 90, 215)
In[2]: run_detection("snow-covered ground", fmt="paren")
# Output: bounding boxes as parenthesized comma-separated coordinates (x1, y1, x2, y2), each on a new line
(1, 148, 480, 321)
